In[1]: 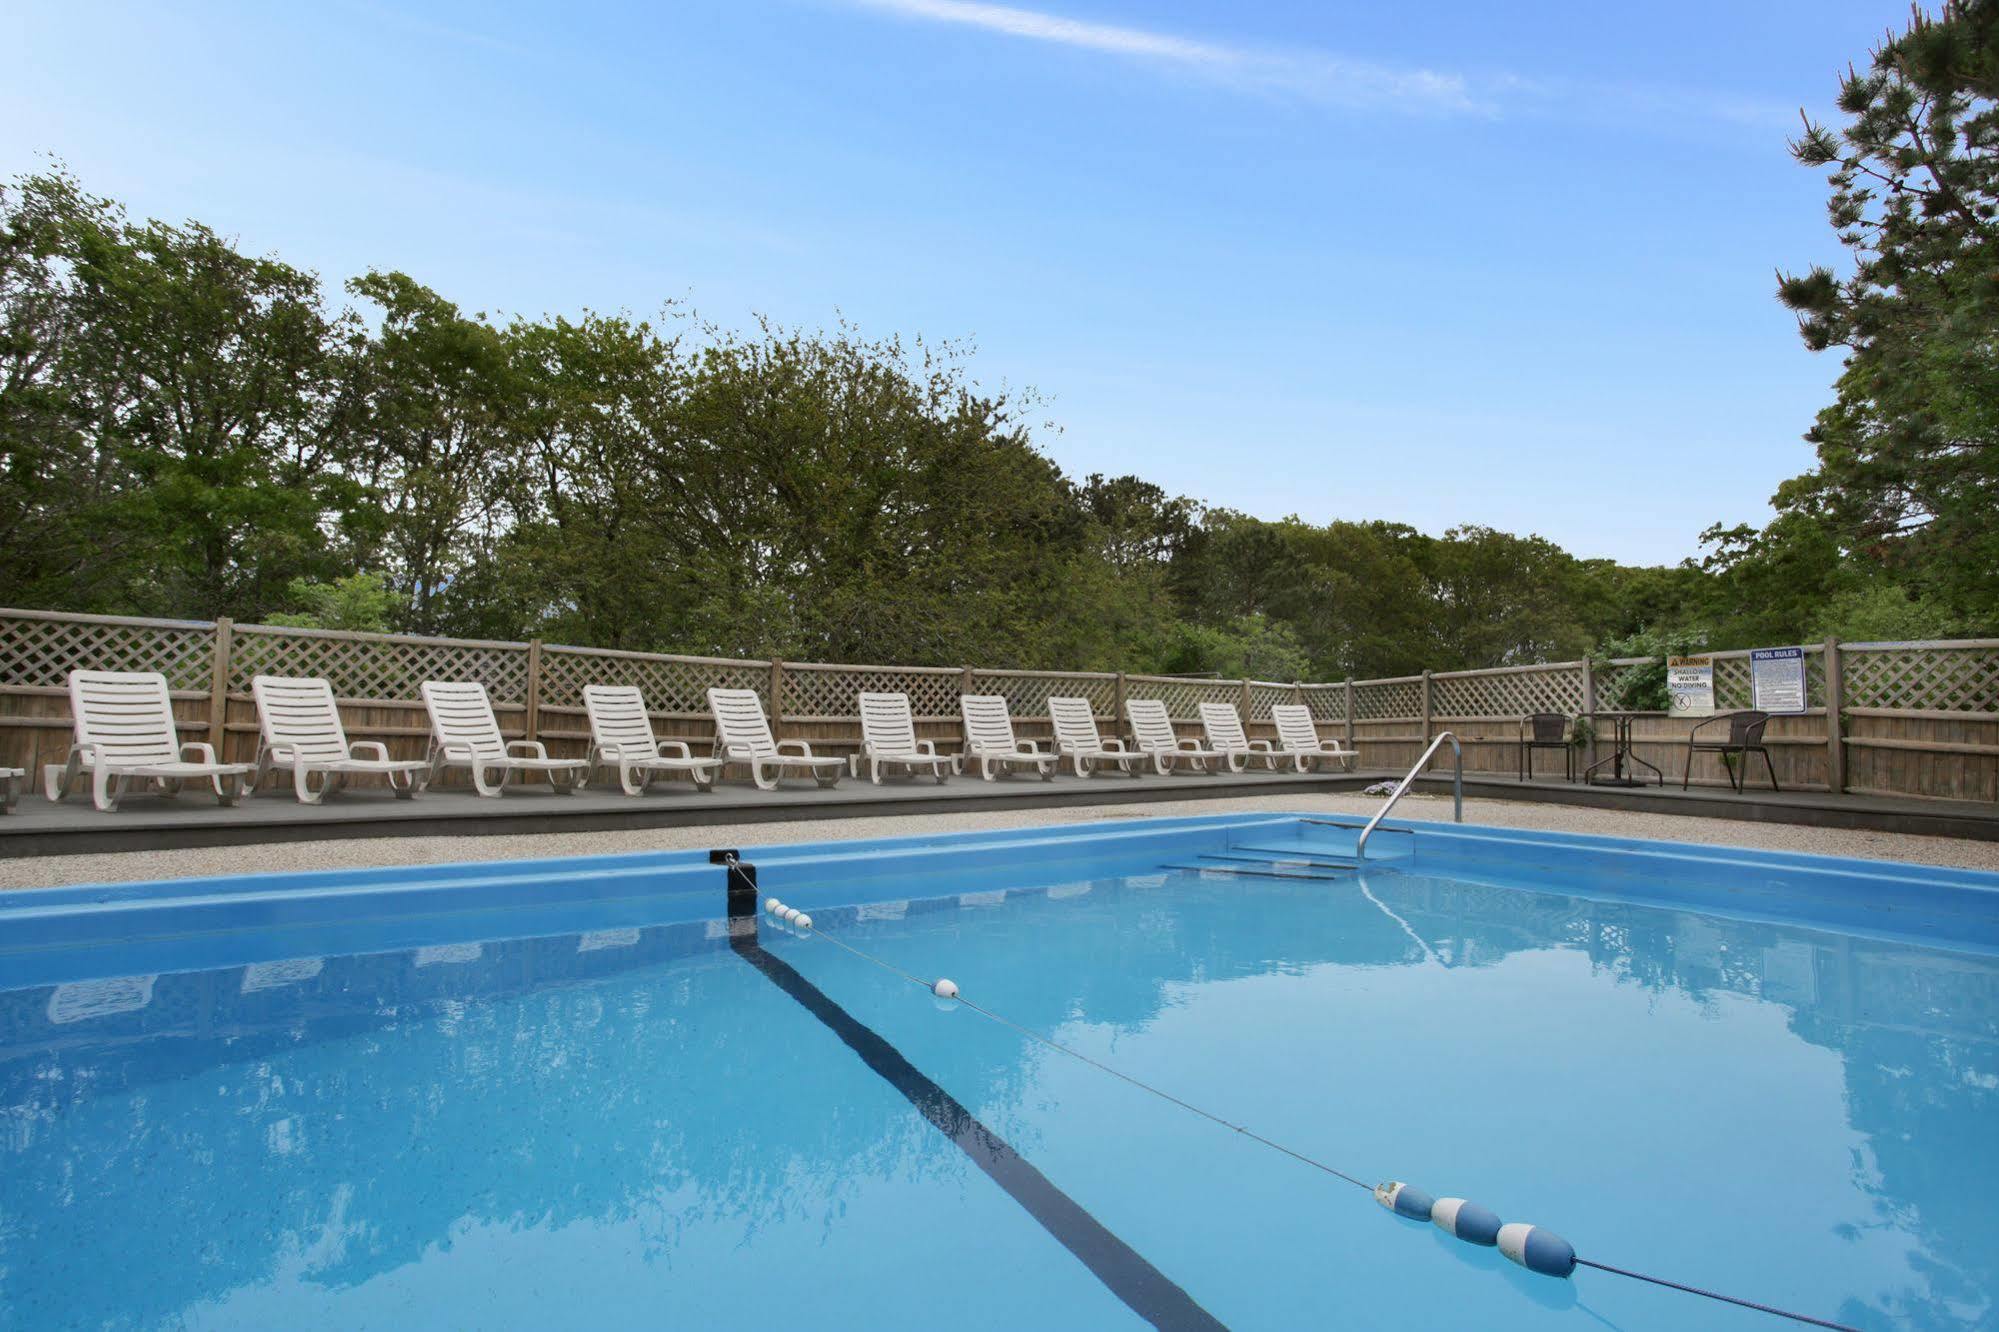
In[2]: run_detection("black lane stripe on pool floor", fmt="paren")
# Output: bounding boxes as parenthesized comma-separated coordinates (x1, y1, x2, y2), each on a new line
(732, 934, 1229, 1332)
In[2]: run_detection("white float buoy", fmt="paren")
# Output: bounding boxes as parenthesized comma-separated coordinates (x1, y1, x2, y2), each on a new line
(932, 978, 959, 1000)
(795, 913, 812, 931)
(764, 897, 781, 914)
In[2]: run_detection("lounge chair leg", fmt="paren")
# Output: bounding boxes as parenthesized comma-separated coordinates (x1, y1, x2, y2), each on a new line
(295, 764, 324, 806)
(93, 765, 118, 813)
(216, 774, 241, 807)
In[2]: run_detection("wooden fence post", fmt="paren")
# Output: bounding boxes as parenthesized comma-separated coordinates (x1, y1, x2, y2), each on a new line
(524, 638, 543, 741)
(206, 617, 233, 756)
(1420, 670, 1434, 763)
(1580, 657, 1598, 773)
(1239, 676, 1252, 722)
(1343, 677, 1355, 760)
(1824, 637, 1845, 794)
(1114, 671, 1127, 742)
(769, 660, 785, 739)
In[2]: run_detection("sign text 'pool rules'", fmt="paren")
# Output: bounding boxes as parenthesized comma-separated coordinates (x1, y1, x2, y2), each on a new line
(1666, 656, 1715, 717)
(1750, 647, 1809, 715)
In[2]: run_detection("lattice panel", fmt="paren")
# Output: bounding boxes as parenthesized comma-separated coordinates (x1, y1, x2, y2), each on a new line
(1245, 682, 1296, 721)
(540, 650, 768, 713)
(1845, 645, 1999, 712)
(1297, 683, 1344, 722)
(1708, 652, 1827, 711)
(1593, 661, 1657, 712)
(0, 613, 215, 690)
(1353, 679, 1421, 721)
(1712, 656, 1752, 711)
(1122, 677, 1242, 719)
(229, 629, 532, 704)
(1431, 667, 1584, 719)
(782, 666, 963, 718)
(969, 671, 1116, 718)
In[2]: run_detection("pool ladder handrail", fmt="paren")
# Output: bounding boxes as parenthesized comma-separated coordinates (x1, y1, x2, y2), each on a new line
(1357, 731, 1462, 860)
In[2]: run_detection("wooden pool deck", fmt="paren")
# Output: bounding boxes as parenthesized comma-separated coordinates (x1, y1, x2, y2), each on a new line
(1, 766, 1994, 859)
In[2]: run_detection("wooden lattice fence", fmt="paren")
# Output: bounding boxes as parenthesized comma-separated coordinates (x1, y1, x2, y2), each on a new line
(0, 606, 1993, 803)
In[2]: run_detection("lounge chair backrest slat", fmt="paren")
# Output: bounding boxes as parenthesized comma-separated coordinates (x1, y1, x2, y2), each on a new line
(69, 670, 181, 765)
(1047, 697, 1104, 751)
(860, 692, 920, 755)
(1198, 702, 1250, 750)
(1270, 704, 1322, 751)
(584, 685, 659, 752)
(252, 676, 351, 763)
(1125, 699, 1181, 752)
(708, 687, 777, 758)
(421, 682, 508, 761)
(960, 695, 1019, 753)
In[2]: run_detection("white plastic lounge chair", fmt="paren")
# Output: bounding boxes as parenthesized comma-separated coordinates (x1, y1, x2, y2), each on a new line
(1270, 704, 1356, 773)
(707, 687, 844, 791)
(1047, 696, 1145, 778)
(858, 692, 953, 784)
(0, 766, 23, 813)
(251, 675, 431, 804)
(583, 685, 721, 795)
(44, 669, 255, 812)
(959, 695, 1057, 781)
(1198, 702, 1278, 772)
(420, 681, 587, 797)
(1124, 698, 1228, 775)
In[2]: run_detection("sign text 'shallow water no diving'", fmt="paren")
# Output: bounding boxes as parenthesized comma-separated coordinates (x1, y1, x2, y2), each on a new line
(1667, 656, 1714, 717)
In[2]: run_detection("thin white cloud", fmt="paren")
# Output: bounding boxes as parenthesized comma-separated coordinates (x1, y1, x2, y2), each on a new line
(846, 0, 1486, 114)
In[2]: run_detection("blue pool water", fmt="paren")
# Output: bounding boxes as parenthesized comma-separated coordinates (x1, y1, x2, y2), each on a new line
(1, 814, 1996, 1330)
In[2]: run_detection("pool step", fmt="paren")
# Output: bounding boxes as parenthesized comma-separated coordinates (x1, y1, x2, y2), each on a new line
(1161, 855, 1357, 882)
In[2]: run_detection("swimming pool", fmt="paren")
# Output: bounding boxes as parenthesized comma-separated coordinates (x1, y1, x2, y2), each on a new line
(1, 813, 1994, 1330)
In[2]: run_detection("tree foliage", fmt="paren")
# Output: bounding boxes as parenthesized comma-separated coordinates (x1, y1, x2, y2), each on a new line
(1773, 0, 1999, 623)
(1, 151, 1987, 685)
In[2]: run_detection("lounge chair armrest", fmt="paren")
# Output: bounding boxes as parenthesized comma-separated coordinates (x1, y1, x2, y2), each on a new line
(179, 741, 219, 764)
(777, 739, 816, 759)
(349, 741, 391, 761)
(1098, 738, 1130, 752)
(1247, 740, 1274, 752)
(916, 739, 940, 756)
(655, 740, 693, 759)
(1175, 738, 1204, 752)
(507, 740, 551, 760)
(1019, 740, 1047, 754)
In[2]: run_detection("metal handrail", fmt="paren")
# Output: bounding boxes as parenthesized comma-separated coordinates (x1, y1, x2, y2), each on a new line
(1357, 731, 1462, 860)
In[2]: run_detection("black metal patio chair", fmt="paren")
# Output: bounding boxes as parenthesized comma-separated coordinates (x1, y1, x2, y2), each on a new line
(1683, 710, 1778, 793)
(1518, 713, 1574, 782)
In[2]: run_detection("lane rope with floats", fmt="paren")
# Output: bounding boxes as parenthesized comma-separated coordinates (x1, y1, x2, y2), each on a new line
(758, 896, 1861, 1332)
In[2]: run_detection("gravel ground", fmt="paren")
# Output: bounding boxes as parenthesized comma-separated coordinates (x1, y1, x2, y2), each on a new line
(3, 791, 1995, 890)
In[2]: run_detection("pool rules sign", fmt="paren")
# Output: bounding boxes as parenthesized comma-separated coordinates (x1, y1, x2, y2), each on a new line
(1750, 646, 1809, 715)
(1666, 657, 1714, 716)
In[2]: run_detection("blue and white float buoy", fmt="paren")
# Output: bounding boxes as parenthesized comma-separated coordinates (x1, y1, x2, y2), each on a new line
(1497, 1223, 1577, 1278)
(1431, 1197, 1503, 1247)
(1373, 1180, 1437, 1222)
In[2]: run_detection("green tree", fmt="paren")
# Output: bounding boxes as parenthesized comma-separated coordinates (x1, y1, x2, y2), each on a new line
(1776, 0, 1999, 625)
(345, 271, 523, 635)
(265, 572, 394, 632)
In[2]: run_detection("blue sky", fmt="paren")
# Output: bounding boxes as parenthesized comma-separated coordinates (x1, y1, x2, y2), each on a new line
(3, 0, 1893, 565)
